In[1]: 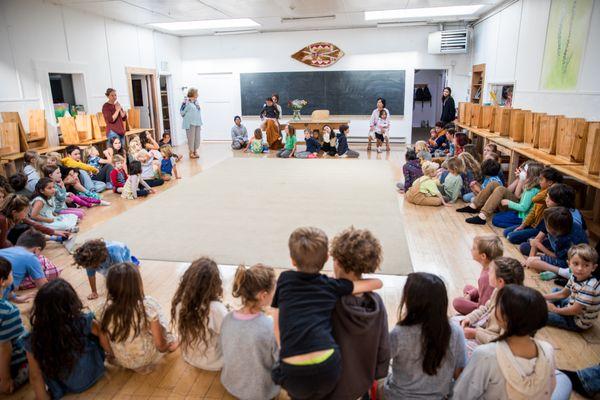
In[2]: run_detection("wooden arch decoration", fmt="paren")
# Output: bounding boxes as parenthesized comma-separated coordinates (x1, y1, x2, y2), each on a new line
(291, 42, 345, 68)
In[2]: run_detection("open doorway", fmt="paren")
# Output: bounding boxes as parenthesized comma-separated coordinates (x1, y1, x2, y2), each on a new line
(412, 69, 447, 142)
(126, 67, 159, 138)
(159, 75, 172, 141)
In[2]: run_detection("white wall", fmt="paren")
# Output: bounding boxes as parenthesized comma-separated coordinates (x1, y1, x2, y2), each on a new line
(473, 0, 600, 120)
(0, 0, 185, 146)
(180, 26, 472, 143)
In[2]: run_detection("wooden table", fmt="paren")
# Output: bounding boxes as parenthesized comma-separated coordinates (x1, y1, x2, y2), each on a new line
(456, 122, 500, 148)
(286, 118, 349, 138)
(0, 145, 67, 176)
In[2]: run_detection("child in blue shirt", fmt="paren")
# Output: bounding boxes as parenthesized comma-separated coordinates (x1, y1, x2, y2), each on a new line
(295, 129, 321, 159)
(523, 207, 588, 280)
(159, 145, 180, 180)
(271, 227, 382, 400)
(0, 257, 28, 394)
(73, 239, 139, 300)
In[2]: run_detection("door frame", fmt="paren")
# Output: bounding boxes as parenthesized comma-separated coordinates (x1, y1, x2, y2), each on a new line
(125, 66, 159, 138)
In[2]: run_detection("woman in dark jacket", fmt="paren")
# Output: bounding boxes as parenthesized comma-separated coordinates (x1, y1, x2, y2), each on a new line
(440, 87, 456, 124)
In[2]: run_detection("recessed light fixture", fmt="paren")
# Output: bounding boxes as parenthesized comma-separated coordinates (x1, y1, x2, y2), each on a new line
(150, 18, 260, 31)
(365, 5, 484, 21)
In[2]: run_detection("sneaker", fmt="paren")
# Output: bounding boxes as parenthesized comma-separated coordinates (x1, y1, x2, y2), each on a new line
(465, 215, 487, 225)
(456, 206, 479, 213)
(377, 147, 382, 153)
(340, 154, 348, 158)
(100, 200, 111, 206)
(540, 271, 558, 280)
(69, 227, 80, 233)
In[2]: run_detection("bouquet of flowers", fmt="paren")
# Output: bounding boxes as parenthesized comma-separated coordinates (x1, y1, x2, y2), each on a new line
(288, 99, 308, 121)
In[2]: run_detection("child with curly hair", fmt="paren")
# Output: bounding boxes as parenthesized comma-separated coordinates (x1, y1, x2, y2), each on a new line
(329, 227, 390, 400)
(72, 239, 139, 300)
(220, 264, 280, 400)
(171, 257, 228, 370)
(97, 263, 177, 372)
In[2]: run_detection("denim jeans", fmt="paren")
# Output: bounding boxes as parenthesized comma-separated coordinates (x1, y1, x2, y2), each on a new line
(519, 238, 551, 256)
(79, 170, 106, 193)
(492, 210, 522, 228)
(504, 225, 541, 244)
(578, 364, 600, 395)
(547, 294, 584, 332)
(462, 192, 475, 203)
(552, 371, 572, 400)
(107, 130, 121, 145)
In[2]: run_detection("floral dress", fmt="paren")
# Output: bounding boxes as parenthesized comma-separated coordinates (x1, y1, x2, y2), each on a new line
(96, 296, 175, 371)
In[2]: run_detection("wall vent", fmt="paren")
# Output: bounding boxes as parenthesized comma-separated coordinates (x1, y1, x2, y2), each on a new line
(428, 29, 469, 54)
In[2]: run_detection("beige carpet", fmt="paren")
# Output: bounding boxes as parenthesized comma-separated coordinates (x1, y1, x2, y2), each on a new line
(74, 158, 412, 275)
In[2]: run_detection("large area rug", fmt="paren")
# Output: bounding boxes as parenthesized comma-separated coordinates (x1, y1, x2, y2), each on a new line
(74, 158, 412, 275)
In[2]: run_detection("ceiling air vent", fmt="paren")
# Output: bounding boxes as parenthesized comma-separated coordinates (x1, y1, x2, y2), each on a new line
(428, 29, 469, 54)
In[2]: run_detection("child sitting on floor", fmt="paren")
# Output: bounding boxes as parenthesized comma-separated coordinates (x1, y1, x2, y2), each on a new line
(30, 178, 79, 232)
(438, 157, 464, 203)
(405, 161, 449, 207)
(336, 125, 359, 158)
(397, 148, 423, 193)
(24, 280, 107, 399)
(245, 129, 268, 154)
(454, 285, 564, 399)
(97, 263, 177, 373)
(270, 227, 382, 400)
(458, 152, 482, 203)
(453, 235, 503, 315)
(504, 167, 563, 245)
(220, 264, 280, 400)
(544, 244, 599, 332)
(137, 150, 164, 187)
(23, 150, 40, 194)
(73, 238, 139, 300)
(43, 166, 85, 220)
(9, 173, 31, 198)
(483, 143, 498, 159)
(321, 125, 337, 157)
(121, 161, 153, 200)
(428, 121, 445, 148)
(171, 257, 228, 371)
(109, 155, 128, 194)
(159, 145, 180, 180)
(460, 257, 524, 348)
(523, 207, 589, 280)
(61, 168, 105, 208)
(467, 159, 502, 200)
(329, 227, 390, 400)
(277, 125, 297, 158)
(453, 132, 468, 156)
(295, 129, 321, 159)
(415, 140, 432, 162)
(0, 257, 29, 394)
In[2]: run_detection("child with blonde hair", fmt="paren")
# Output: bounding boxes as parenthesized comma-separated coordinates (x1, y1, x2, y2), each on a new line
(82, 145, 114, 191)
(171, 257, 228, 370)
(45, 152, 62, 167)
(220, 264, 280, 400)
(159, 145, 180, 180)
(97, 263, 177, 372)
(109, 155, 128, 193)
(121, 161, 153, 200)
(405, 161, 449, 207)
(453, 235, 503, 315)
(414, 140, 432, 162)
(439, 157, 464, 203)
(458, 152, 481, 203)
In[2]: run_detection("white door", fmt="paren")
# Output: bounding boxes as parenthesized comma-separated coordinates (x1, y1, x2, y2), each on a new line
(194, 73, 234, 140)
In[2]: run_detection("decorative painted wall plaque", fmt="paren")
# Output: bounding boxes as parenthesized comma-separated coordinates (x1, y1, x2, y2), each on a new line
(291, 42, 344, 68)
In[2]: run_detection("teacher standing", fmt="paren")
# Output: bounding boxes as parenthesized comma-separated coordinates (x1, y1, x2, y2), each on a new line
(181, 88, 203, 159)
(440, 87, 456, 125)
(102, 88, 127, 144)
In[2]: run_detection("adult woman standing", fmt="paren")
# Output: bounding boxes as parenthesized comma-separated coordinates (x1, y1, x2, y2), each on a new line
(368, 98, 391, 152)
(102, 88, 127, 144)
(440, 87, 456, 125)
(181, 88, 203, 159)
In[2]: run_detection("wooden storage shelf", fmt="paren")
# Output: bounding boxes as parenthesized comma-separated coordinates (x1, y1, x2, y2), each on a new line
(470, 64, 486, 104)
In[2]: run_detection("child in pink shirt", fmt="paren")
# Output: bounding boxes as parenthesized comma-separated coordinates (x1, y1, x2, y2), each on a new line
(453, 235, 503, 315)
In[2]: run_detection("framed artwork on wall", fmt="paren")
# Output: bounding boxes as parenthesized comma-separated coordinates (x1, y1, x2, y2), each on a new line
(540, 0, 593, 90)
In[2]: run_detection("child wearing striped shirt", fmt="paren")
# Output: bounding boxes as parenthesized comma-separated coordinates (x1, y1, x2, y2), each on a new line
(544, 244, 599, 332)
(0, 257, 28, 394)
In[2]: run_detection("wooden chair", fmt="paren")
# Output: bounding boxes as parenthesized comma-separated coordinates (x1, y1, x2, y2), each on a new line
(311, 110, 330, 120)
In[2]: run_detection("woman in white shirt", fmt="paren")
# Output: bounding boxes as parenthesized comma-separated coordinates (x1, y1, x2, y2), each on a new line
(368, 97, 390, 152)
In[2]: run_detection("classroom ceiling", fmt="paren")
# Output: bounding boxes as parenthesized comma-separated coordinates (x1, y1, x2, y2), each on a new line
(52, 0, 507, 36)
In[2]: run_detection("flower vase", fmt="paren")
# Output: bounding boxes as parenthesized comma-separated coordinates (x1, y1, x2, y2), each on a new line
(292, 109, 302, 121)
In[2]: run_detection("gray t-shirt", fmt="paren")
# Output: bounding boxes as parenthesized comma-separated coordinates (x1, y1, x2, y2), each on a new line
(384, 321, 466, 399)
(219, 312, 280, 400)
(231, 124, 248, 142)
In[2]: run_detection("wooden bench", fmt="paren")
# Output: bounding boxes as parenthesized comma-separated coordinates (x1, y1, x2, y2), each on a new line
(488, 136, 533, 182)
(455, 122, 500, 150)
(0, 146, 67, 176)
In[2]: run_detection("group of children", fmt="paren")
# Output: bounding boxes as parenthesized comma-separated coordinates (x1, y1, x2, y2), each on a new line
(1, 224, 598, 399)
(230, 116, 360, 158)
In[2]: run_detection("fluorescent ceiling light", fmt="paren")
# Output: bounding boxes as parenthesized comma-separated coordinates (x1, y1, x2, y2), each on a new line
(214, 29, 260, 36)
(150, 18, 260, 31)
(365, 5, 484, 21)
(281, 15, 336, 23)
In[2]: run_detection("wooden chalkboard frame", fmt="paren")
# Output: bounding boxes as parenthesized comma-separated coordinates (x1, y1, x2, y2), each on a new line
(240, 70, 405, 116)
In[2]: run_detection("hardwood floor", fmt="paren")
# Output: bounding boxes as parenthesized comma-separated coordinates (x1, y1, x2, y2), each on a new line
(5, 142, 598, 400)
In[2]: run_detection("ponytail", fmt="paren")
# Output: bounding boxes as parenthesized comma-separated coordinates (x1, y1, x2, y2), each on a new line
(232, 264, 275, 307)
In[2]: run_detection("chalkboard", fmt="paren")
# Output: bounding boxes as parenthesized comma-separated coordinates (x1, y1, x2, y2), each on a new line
(240, 70, 405, 116)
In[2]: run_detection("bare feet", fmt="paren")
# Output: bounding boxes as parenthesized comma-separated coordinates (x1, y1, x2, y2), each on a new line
(87, 292, 99, 300)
